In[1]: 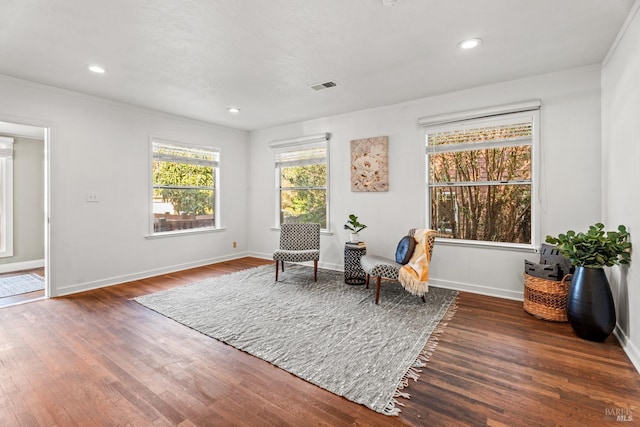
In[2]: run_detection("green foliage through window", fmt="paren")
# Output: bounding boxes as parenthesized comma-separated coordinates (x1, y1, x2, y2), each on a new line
(427, 118, 534, 244)
(153, 160, 214, 215)
(152, 140, 218, 233)
(275, 140, 328, 229)
(280, 163, 327, 228)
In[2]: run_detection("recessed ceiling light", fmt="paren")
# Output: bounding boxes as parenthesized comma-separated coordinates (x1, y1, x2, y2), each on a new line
(227, 107, 240, 114)
(382, 0, 399, 6)
(458, 38, 482, 50)
(89, 65, 105, 74)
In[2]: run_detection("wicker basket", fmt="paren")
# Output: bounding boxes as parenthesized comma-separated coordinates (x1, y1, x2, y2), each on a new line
(523, 273, 571, 322)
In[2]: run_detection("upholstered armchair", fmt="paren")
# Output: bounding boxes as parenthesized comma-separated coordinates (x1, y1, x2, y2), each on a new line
(273, 223, 321, 281)
(360, 229, 437, 304)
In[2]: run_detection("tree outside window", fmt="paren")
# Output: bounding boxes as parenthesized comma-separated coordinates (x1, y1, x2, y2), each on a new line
(426, 116, 535, 245)
(152, 139, 218, 233)
(280, 163, 327, 227)
(274, 142, 328, 229)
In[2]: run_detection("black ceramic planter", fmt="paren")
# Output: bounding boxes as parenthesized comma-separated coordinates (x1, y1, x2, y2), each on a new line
(566, 266, 616, 342)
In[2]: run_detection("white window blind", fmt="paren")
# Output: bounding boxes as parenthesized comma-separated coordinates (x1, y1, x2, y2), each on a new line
(153, 140, 219, 167)
(0, 137, 13, 158)
(275, 145, 326, 168)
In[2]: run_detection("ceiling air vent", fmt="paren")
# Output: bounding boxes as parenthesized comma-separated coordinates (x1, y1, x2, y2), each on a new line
(310, 81, 338, 91)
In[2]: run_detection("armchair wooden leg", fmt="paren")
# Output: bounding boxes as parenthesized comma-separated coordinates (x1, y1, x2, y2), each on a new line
(421, 295, 426, 303)
(281, 262, 285, 272)
(314, 260, 318, 282)
(275, 261, 279, 281)
(365, 274, 370, 289)
(375, 276, 382, 305)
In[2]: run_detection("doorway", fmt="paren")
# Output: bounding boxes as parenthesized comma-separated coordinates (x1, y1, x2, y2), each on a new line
(0, 120, 48, 307)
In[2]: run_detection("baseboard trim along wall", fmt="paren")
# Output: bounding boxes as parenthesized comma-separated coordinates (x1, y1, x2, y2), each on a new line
(250, 251, 524, 301)
(614, 326, 640, 374)
(0, 259, 45, 274)
(54, 252, 250, 297)
(428, 278, 524, 301)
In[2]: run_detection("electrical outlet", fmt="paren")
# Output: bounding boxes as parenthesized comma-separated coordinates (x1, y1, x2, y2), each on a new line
(86, 192, 99, 203)
(233, 241, 237, 248)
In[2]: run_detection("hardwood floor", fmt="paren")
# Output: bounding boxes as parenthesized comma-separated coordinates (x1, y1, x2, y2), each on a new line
(0, 257, 638, 426)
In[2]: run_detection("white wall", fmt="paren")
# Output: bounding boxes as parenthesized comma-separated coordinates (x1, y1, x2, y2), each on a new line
(0, 136, 45, 269)
(602, 2, 640, 372)
(248, 66, 602, 300)
(0, 75, 249, 296)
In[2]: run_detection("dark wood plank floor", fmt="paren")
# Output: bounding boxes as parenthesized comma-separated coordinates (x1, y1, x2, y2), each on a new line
(0, 257, 638, 426)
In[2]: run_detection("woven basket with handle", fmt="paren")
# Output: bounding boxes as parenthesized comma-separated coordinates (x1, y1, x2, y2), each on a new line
(523, 273, 572, 322)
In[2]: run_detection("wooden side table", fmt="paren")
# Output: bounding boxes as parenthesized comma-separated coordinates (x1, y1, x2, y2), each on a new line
(344, 244, 367, 285)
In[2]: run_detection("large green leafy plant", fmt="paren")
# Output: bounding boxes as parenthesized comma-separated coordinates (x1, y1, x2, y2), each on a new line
(546, 223, 631, 268)
(344, 214, 367, 233)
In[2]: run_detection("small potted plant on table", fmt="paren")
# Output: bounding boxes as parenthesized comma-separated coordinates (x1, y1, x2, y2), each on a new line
(344, 214, 367, 243)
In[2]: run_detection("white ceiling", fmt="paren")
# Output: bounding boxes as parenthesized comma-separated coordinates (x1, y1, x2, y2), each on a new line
(0, 0, 634, 131)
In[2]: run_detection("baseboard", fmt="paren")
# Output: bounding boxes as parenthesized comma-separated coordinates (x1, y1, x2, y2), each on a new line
(0, 259, 45, 274)
(248, 251, 274, 261)
(54, 252, 250, 297)
(614, 326, 640, 374)
(251, 251, 524, 300)
(429, 277, 524, 301)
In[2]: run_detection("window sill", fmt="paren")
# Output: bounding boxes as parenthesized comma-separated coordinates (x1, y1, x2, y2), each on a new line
(434, 237, 536, 253)
(146, 227, 226, 239)
(270, 227, 333, 236)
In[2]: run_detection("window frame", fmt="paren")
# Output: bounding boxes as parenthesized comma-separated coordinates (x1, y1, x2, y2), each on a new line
(269, 133, 330, 232)
(149, 137, 220, 236)
(421, 104, 540, 250)
(0, 136, 13, 258)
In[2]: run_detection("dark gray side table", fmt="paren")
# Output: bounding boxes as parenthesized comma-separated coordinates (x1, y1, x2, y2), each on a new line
(344, 244, 367, 285)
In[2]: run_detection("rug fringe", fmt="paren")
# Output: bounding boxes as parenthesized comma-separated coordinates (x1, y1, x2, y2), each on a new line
(384, 295, 459, 416)
(382, 398, 403, 416)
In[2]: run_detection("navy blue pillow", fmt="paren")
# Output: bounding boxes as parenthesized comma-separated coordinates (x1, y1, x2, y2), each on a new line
(395, 236, 416, 265)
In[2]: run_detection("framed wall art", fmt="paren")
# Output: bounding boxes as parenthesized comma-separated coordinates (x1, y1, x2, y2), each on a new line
(350, 136, 388, 192)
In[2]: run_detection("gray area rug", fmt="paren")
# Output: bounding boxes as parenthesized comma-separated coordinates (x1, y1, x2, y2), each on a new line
(134, 264, 458, 415)
(0, 273, 44, 298)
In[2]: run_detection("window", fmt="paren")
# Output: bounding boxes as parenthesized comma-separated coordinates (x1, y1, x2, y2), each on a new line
(422, 103, 539, 246)
(151, 138, 219, 234)
(270, 133, 330, 230)
(0, 137, 13, 257)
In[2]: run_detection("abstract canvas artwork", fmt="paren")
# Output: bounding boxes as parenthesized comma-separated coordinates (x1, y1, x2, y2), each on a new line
(350, 136, 389, 192)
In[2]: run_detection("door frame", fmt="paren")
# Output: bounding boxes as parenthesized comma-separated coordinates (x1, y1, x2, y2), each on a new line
(0, 115, 51, 299)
